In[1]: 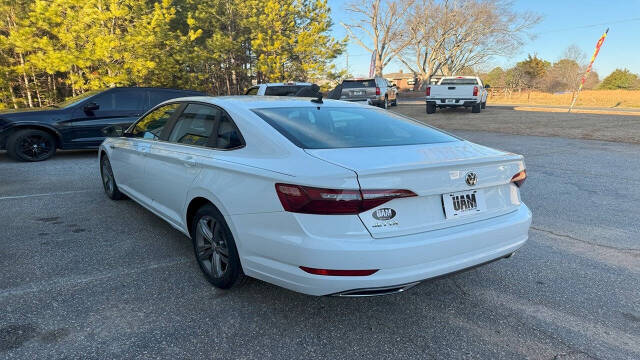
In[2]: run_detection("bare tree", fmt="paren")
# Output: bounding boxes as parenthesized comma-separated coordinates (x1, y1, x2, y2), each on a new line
(543, 46, 588, 93)
(342, 0, 415, 76)
(400, 0, 540, 87)
(562, 44, 587, 65)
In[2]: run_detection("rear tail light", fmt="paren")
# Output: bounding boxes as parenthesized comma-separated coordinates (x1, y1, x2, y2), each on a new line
(300, 266, 378, 276)
(275, 183, 417, 215)
(511, 170, 527, 187)
(426, 86, 431, 96)
(375, 87, 381, 95)
(473, 86, 478, 96)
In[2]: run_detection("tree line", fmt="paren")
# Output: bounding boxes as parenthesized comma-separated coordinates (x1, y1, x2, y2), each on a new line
(481, 52, 640, 97)
(0, 0, 345, 109)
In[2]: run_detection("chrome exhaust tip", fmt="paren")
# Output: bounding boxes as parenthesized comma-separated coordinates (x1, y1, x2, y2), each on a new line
(331, 281, 421, 297)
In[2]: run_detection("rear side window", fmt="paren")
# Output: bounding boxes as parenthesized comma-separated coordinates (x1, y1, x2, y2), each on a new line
(264, 86, 306, 96)
(342, 80, 376, 88)
(168, 104, 219, 146)
(216, 114, 243, 149)
(253, 107, 458, 149)
(440, 78, 478, 85)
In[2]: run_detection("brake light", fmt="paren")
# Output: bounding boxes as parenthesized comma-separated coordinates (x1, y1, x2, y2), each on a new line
(426, 86, 431, 96)
(300, 267, 378, 276)
(275, 183, 417, 215)
(511, 170, 527, 187)
(375, 87, 381, 95)
(473, 86, 478, 96)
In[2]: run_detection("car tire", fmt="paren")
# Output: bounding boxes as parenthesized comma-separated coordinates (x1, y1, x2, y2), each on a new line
(472, 103, 481, 113)
(426, 103, 436, 114)
(6, 128, 56, 162)
(481, 101, 486, 109)
(191, 204, 244, 289)
(100, 155, 125, 200)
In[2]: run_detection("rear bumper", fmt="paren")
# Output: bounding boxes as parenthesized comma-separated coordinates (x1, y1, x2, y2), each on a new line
(427, 99, 478, 107)
(233, 203, 532, 296)
(343, 96, 385, 106)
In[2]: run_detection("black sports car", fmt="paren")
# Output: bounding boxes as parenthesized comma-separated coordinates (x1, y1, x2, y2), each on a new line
(0, 87, 205, 161)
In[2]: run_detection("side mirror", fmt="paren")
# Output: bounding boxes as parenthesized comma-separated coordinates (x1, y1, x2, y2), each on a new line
(84, 102, 99, 112)
(484, 84, 490, 89)
(101, 125, 125, 137)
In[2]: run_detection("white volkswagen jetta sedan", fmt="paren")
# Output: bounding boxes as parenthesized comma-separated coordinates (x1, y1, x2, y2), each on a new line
(99, 96, 531, 296)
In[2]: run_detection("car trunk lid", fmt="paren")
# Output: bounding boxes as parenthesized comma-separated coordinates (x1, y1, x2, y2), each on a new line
(305, 141, 525, 238)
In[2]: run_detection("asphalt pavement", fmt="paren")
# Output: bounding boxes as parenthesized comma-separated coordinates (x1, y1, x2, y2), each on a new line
(0, 124, 639, 359)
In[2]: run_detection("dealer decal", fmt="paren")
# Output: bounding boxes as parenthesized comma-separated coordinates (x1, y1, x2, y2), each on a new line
(372, 208, 396, 221)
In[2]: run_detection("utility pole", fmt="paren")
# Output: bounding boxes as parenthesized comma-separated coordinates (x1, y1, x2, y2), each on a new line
(345, 51, 349, 77)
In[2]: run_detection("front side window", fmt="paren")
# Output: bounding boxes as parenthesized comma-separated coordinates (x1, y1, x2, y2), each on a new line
(253, 107, 458, 149)
(56, 90, 101, 108)
(168, 104, 220, 146)
(92, 90, 146, 111)
(245, 87, 259, 95)
(130, 103, 181, 139)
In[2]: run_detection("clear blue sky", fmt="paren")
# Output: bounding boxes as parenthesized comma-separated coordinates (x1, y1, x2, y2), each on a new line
(327, 0, 640, 78)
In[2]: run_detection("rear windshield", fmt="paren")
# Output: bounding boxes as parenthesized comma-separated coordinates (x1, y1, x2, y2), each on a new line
(252, 107, 458, 149)
(342, 80, 376, 88)
(264, 85, 308, 96)
(440, 78, 478, 85)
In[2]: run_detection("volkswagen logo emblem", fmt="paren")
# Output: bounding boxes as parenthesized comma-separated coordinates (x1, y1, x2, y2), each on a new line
(465, 172, 478, 186)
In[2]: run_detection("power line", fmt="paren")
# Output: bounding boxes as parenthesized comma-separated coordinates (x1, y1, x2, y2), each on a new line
(537, 17, 640, 34)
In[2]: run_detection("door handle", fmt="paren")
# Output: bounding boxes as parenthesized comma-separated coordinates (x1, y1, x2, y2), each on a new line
(183, 156, 198, 168)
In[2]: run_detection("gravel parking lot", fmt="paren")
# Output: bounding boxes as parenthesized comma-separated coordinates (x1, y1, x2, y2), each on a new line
(1, 106, 639, 359)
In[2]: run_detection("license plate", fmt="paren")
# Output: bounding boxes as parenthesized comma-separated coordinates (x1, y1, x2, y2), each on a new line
(353, 91, 364, 96)
(446, 99, 455, 103)
(442, 190, 486, 219)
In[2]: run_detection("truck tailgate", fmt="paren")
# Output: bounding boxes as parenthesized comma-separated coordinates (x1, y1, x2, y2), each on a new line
(428, 85, 475, 99)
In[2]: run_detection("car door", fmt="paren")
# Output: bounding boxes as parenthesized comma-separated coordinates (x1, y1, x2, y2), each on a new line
(143, 103, 223, 227)
(69, 89, 147, 147)
(109, 102, 183, 207)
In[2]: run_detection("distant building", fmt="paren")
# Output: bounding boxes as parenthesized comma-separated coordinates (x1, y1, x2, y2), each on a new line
(384, 70, 417, 91)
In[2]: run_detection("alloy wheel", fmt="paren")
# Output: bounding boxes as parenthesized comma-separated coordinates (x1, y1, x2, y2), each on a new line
(195, 216, 230, 278)
(18, 134, 53, 161)
(101, 159, 115, 195)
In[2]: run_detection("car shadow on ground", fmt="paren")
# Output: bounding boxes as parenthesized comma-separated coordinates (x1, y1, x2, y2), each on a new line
(0, 150, 97, 163)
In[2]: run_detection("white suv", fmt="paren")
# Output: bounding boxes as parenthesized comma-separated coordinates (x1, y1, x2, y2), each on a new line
(245, 82, 313, 96)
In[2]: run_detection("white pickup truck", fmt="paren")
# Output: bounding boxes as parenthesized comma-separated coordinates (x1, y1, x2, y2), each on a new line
(425, 76, 489, 114)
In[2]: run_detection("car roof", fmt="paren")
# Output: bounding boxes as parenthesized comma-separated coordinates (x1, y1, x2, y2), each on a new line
(162, 95, 367, 109)
(108, 86, 204, 93)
